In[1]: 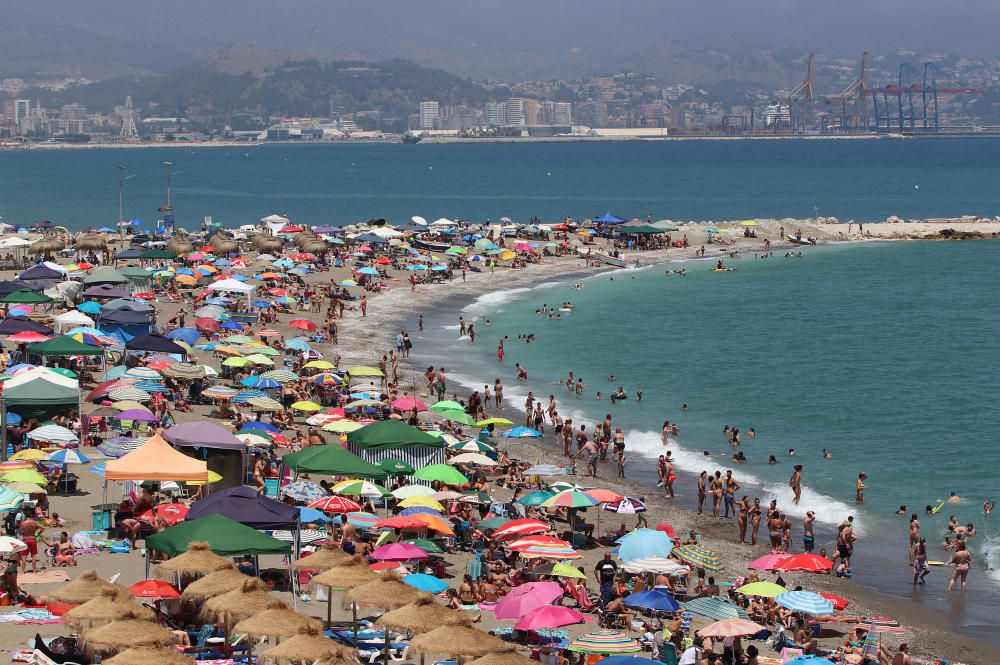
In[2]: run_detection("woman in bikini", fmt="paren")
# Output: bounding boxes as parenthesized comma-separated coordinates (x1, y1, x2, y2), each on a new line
(737, 496, 751, 543)
(697, 471, 707, 514)
(948, 541, 972, 591)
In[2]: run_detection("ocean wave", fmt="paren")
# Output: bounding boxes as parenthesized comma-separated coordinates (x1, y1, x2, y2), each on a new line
(979, 536, 1000, 582)
(461, 287, 533, 318)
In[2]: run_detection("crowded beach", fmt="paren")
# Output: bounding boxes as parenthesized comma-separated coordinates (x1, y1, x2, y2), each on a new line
(0, 213, 988, 665)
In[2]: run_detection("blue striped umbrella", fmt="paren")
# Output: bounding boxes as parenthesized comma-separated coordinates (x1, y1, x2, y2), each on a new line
(232, 389, 266, 403)
(775, 591, 834, 615)
(46, 449, 90, 465)
(344, 511, 380, 530)
(242, 376, 281, 389)
(282, 481, 327, 503)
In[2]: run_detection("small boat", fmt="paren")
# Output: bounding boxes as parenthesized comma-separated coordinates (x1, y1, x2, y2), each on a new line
(577, 248, 628, 268)
(412, 237, 451, 252)
(787, 236, 816, 246)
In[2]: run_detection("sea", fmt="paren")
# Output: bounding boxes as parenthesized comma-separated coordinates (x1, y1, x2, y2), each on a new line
(3, 139, 1000, 639)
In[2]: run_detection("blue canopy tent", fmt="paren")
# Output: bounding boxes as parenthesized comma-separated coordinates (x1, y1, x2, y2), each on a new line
(594, 213, 627, 224)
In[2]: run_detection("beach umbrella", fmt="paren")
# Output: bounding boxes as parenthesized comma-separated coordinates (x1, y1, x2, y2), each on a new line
(523, 464, 566, 476)
(429, 400, 463, 412)
(259, 626, 352, 664)
(344, 511, 380, 530)
(161, 363, 205, 380)
(748, 552, 791, 571)
(774, 553, 834, 573)
(157, 542, 232, 575)
(179, 566, 248, 600)
(617, 528, 673, 562)
(377, 594, 470, 636)
(493, 518, 550, 540)
(514, 490, 555, 507)
(734, 581, 787, 598)
(282, 481, 328, 503)
(402, 573, 448, 594)
(448, 439, 495, 454)
(672, 544, 724, 572)
(784, 657, 841, 665)
(390, 485, 435, 501)
(775, 591, 834, 615)
(379, 458, 415, 474)
(288, 318, 318, 331)
(509, 535, 571, 552)
(202, 386, 238, 399)
(398, 495, 445, 511)
(321, 420, 364, 433)
(347, 574, 422, 611)
(104, 647, 193, 665)
(513, 605, 586, 631)
(697, 618, 767, 638)
(391, 396, 427, 412)
(46, 449, 90, 465)
(234, 607, 322, 639)
(202, 578, 286, 624)
(7, 449, 42, 462)
(0, 487, 25, 513)
(623, 589, 680, 613)
(248, 396, 283, 410)
(46, 570, 128, 606)
(308, 496, 361, 514)
(310, 373, 342, 386)
(518, 543, 581, 559)
(330, 478, 390, 497)
(83, 618, 175, 654)
(413, 463, 468, 485)
(64, 588, 156, 625)
(115, 409, 159, 422)
(108, 386, 151, 402)
(1, 468, 48, 485)
(411, 626, 516, 661)
(493, 581, 563, 620)
(371, 543, 428, 561)
(291, 400, 322, 412)
(567, 630, 641, 655)
(476, 417, 513, 427)
(127, 580, 179, 600)
(28, 424, 78, 445)
(680, 596, 750, 621)
(137, 503, 188, 526)
(621, 557, 690, 575)
(819, 592, 849, 611)
(603, 497, 647, 515)
(0, 536, 27, 554)
(291, 543, 350, 572)
(403, 538, 444, 554)
(542, 489, 599, 509)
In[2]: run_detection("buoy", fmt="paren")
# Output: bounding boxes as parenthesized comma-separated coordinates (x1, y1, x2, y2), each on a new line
(914, 185, 920, 190)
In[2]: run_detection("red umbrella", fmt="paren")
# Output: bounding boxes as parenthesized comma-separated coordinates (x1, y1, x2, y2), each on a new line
(374, 516, 427, 530)
(269, 288, 290, 297)
(7, 331, 51, 343)
(290, 253, 317, 261)
(819, 592, 849, 611)
(280, 225, 304, 233)
(133, 292, 157, 300)
(493, 518, 550, 540)
(513, 605, 587, 631)
(370, 561, 405, 572)
(289, 319, 317, 332)
(195, 317, 221, 333)
(138, 503, 188, 526)
(375, 257, 391, 265)
(584, 488, 623, 504)
(508, 535, 571, 551)
(307, 496, 361, 514)
(144, 359, 173, 370)
(86, 378, 135, 402)
(129, 579, 180, 600)
(774, 553, 833, 573)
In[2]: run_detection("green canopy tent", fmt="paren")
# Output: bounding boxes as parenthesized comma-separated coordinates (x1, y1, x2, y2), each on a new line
(139, 249, 179, 260)
(1, 374, 82, 458)
(282, 444, 388, 479)
(346, 421, 445, 477)
(2, 289, 54, 304)
(117, 265, 153, 293)
(28, 335, 106, 357)
(83, 267, 128, 286)
(617, 225, 665, 234)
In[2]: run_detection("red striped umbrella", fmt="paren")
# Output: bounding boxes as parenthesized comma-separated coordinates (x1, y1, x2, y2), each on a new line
(492, 518, 550, 540)
(508, 535, 571, 551)
(308, 496, 361, 514)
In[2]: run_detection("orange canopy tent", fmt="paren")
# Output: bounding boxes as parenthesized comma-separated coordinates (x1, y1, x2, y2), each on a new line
(104, 433, 209, 482)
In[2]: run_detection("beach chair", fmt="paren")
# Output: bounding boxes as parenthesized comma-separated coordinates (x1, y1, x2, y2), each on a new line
(567, 583, 597, 612)
(659, 643, 679, 665)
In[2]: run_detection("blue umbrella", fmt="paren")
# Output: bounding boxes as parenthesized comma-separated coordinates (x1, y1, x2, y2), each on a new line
(77, 301, 102, 314)
(775, 591, 834, 615)
(501, 427, 541, 438)
(618, 528, 673, 562)
(242, 376, 281, 389)
(284, 339, 311, 350)
(349, 392, 375, 399)
(5, 412, 22, 425)
(220, 321, 242, 330)
(166, 327, 200, 346)
(356, 267, 378, 276)
(252, 300, 272, 308)
(623, 589, 680, 612)
(431, 265, 448, 271)
(406, 265, 428, 271)
(205, 297, 231, 305)
(241, 421, 280, 433)
(176, 268, 195, 276)
(282, 481, 327, 503)
(232, 390, 267, 403)
(298, 507, 333, 524)
(47, 449, 90, 465)
(4, 365, 33, 375)
(213, 259, 233, 267)
(403, 573, 448, 594)
(516, 490, 555, 506)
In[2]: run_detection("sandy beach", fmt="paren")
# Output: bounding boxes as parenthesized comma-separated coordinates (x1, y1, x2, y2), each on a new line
(1, 220, 997, 665)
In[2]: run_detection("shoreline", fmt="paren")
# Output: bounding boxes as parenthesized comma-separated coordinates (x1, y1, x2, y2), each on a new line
(343, 241, 1000, 664)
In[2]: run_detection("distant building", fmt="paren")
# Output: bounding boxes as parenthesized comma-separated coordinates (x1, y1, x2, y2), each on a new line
(419, 101, 439, 130)
(485, 101, 503, 127)
(58, 103, 88, 134)
(504, 98, 524, 125)
(539, 101, 572, 125)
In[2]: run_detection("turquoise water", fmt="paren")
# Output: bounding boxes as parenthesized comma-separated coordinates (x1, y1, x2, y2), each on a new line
(414, 240, 1000, 639)
(4, 139, 1000, 228)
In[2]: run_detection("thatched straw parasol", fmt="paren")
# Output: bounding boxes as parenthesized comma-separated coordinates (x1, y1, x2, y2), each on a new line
(291, 542, 350, 572)
(158, 542, 231, 576)
(292, 232, 317, 248)
(411, 626, 516, 662)
(209, 233, 239, 254)
(165, 237, 194, 255)
(310, 555, 377, 630)
(233, 607, 322, 639)
(467, 652, 537, 665)
(304, 241, 328, 255)
(201, 577, 286, 624)
(376, 595, 471, 634)
(82, 618, 175, 654)
(259, 626, 351, 664)
(29, 237, 65, 255)
(64, 589, 155, 625)
(179, 565, 248, 600)
(256, 237, 284, 253)
(75, 233, 108, 251)
(104, 646, 194, 665)
(45, 570, 127, 605)
(345, 574, 421, 610)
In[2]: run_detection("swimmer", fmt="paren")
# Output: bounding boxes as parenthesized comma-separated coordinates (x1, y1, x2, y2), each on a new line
(747, 427, 755, 438)
(768, 455, 777, 465)
(595, 392, 602, 400)
(856, 472, 867, 503)
(947, 490, 961, 504)
(985, 499, 995, 515)
(788, 448, 796, 456)
(607, 375, 615, 382)
(822, 448, 832, 459)
(682, 403, 688, 411)
(896, 505, 908, 516)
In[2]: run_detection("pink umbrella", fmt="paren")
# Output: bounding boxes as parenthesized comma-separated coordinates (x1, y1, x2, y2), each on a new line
(370, 542, 429, 561)
(747, 552, 791, 571)
(391, 396, 427, 412)
(7, 331, 50, 343)
(513, 605, 587, 631)
(514, 243, 535, 252)
(493, 581, 563, 620)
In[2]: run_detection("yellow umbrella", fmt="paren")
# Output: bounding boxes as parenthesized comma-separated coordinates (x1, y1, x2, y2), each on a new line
(398, 496, 444, 511)
(291, 401, 322, 412)
(222, 357, 251, 367)
(186, 470, 224, 486)
(244, 354, 275, 366)
(215, 347, 243, 356)
(175, 274, 197, 286)
(303, 360, 335, 370)
(476, 417, 513, 427)
(11, 449, 47, 461)
(734, 581, 786, 597)
(1, 469, 48, 485)
(739, 220, 758, 226)
(321, 421, 364, 433)
(111, 401, 150, 412)
(499, 251, 516, 261)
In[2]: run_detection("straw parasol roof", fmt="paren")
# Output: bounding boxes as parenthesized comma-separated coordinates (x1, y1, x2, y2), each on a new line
(292, 232, 318, 248)
(45, 570, 128, 605)
(201, 577, 286, 623)
(411, 626, 516, 660)
(64, 589, 155, 624)
(376, 594, 472, 633)
(83, 618, 175, 654)
(345, 574, 422, 610)
(165, 237, 194, 255)
(29, 238, 65, 254)
(76, 233, 108, 250)
(158, 541, 232, 575)
(233, 607, 322, 639)
(180, 565, 249, 600)
(291, 542, 350, 571)
(104, 646, 194, 665)
(467, 652, 537, 665)
(310, 555, 377, 591)
(259, 626, 352, 663)
(209, 233, 239, 254)
(304, 241, 328, 255)
(256, 237, 284, 253)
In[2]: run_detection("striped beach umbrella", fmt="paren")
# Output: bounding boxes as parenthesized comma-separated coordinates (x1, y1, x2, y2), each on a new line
(519, 543, 581, 559)
(108, 386, 152, 402)
(541, 489, 599, 509)
(235, 432, 271, 447)
(864, 617, 905, 633)
(46, 449, 90, 465)
(603, 497, 647, 515)
(282, 481, 327, 503)
(124, 367, 162, 380)
(28, 424, 78, 446)
(0, 536, 28, 555)
(202, 386, 238, 400)
(308, 496, 361, 514)
(448, 439, 495, 454)
(775, 591, 834, 615)
(161, 363, 205, 380)
(524, 464, 567, 476)
(344, 511, 380, 530)
(697, 619, 767, 638)
(134, 380, 168, 394)
(672, 544, 724, 572)
(681, 596, 750, 621)
(547, 481, 586, 493)
(96, 437, 146, 458)
(0, 487, 25, 513)
(248, 396, 283, 411)
(232, 389, 266, 403)
(330, 479, 390, 498)
(566, 631, 641, 654)
(493, 518, 551, 540)
(310, 373, 342, 386)
(262, 369, 299, 383)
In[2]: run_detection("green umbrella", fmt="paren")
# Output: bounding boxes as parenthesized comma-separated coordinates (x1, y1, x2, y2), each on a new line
(140, 249, 179, 259)
(673, 544, 724, 572)
(516, 490, 554, 506)
(477, 516, 511, 532)
(49, 368, 78, 379)
(430, 400, 465, 413)
(146, 514, 290, 557)
(460, 489, 491, 503)
(2, 289, 53, 304)
(441, 411, 477, 427)
(403, 538, 444, 554)
(448, 439, 495, 454)
(412, 464, 468, 486)
(379, 458, 415, 474)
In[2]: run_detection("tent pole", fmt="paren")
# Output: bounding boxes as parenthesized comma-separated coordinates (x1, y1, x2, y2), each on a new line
(0, 398, 6, 462)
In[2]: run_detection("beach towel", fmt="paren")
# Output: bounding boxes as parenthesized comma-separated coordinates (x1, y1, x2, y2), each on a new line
(0, 608, 61, 623)
(17, 571, 69, 585)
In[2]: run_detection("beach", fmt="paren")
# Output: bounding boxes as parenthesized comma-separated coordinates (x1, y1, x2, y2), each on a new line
(0, 220, 997, 665)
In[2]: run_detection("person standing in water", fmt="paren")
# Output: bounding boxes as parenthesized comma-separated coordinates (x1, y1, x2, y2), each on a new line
(912, 537, 930, 585)
(856, 472, 867, 503)
(947, 541, 971, 591)
(803, 511, 815, 552)
(790, 465, 803, 504)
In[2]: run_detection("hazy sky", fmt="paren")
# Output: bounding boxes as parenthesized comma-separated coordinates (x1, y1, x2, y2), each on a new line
(6, 1, 999, 79)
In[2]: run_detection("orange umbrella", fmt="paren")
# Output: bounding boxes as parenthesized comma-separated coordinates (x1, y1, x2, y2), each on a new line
(175, 275, 197, 286)
(258, 272, 282, 280)
(585, 488, 623, 503)
(410, 513, 454, 536)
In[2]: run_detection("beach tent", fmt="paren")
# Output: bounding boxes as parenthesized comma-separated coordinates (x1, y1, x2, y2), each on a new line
(53, 310, 96, 334)
(116, 248, 145, 260)
(125, 333, 186, 355)
(594, 213, 626, 224)
(185, 486, 300, 530)
(0, 317, 52, 336)
(104, 433, 209, 482)
(282, 444, 388, 478)
(83, 267, 128, 286)
(2, 288, 53, 304)
(163, 422, 245, 450)
(207, 278, 255, 294)
(346, 421, 445, 474)
(145, 513, 290, 557)
(27, 335, 105, 357)
(18, 263, 65, 288)
(1, 371, 82, 453)
(117, 265, 152, 292)
(5, 366, 79, 390)
(82, 284, 130, 299)
(0, 280, 37, 296)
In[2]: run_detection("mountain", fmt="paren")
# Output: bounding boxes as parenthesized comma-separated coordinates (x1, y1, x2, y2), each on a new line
(24, 47, 493, 129)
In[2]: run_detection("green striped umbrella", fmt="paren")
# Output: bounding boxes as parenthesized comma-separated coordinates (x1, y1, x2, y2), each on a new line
(566, 630, 641, 654)
(248, 396, 284, 411)
(448, 439, 495, 454)
(541, 490, 599, 509)
(681, 596, 750, 621)
(0, 487, 24, 513)
(672, 544, 724, 572)
(403, 538, 444, 554)
(331, 479, 390, 498)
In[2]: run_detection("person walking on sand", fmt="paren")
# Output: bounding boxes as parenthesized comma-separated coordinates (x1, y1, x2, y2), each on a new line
(750, 498, 763, 546)
(359, 295, 367, 317)
(790, 465, 802, 504)
(803, 511, 815, 553)
(912, 537, 930, 585)
(575, 438, 600, 478)
(663, 455, 675, 499)
(494, 378, 504, 408)
(948, 541, 972, 591)
(737, 496, 750, 543)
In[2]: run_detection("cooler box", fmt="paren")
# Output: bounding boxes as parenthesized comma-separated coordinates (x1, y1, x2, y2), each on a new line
(264, 478, 280, 498)
(92, 509, 111, 531)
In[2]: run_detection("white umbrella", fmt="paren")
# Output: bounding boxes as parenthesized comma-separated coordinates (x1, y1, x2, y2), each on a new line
(448, 453, 495, 466)
(28, 424, 78, 446)
(390, 485, 436, 499)
(0, 536, 27, 555)
(621, 557, 690, 575)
